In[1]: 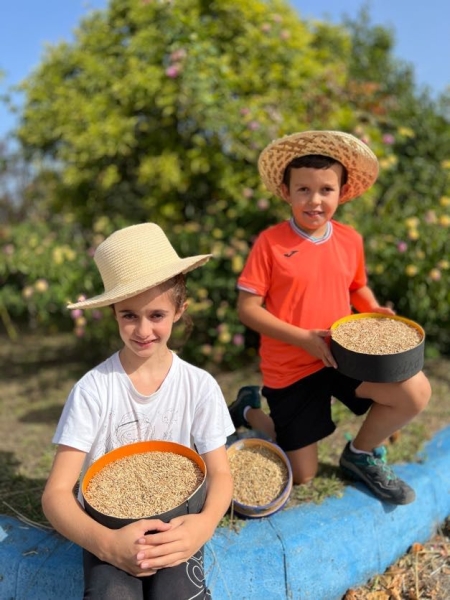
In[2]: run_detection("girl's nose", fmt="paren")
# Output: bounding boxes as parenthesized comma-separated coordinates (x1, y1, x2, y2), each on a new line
(135, 319, 152, 338)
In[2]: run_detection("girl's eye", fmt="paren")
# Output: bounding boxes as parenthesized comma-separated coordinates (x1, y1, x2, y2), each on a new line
(122, 313, 136, 320)
(151, 313, 164, 321)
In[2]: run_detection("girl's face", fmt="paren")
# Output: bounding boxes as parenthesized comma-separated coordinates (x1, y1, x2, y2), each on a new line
(114, 285, 186, 362)
(281, 164, 349, 237)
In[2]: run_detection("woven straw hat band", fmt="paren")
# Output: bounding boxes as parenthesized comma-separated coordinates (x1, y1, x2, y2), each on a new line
(67, 223, 211, 310)
(258, 130, 379, 203)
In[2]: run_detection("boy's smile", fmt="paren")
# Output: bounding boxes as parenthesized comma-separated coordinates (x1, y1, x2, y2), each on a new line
(281, 164, 348, 238)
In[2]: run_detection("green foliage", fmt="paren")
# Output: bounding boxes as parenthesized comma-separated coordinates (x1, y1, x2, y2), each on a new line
(2, 0, 450, 367)
(16, 0, 349, 233)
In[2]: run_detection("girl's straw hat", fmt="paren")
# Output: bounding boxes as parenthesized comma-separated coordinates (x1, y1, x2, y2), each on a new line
(258, 130, 379, 203)
(67, 223, 212, 310)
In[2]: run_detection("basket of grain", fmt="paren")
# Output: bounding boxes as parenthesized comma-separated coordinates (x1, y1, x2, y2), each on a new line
(227, 438, 293, 518)
(81, 440, 207, 529)
(330, 313, 425, 383)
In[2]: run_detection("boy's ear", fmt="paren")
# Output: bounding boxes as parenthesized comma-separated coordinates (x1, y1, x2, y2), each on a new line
(280, 183, 291, 203)
(339, 183, 350, 201)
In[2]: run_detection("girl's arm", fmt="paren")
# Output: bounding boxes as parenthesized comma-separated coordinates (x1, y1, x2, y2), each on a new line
(42, 445, 170, 576)
(136, 445, 233, 569)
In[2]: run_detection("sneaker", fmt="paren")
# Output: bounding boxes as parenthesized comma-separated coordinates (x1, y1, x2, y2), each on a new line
(339, 442, 416, 505)
(228, 386, 261, 429)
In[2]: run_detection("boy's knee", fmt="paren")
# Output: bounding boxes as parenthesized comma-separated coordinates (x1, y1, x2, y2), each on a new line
(292, 472, 316, 486)
(411, 372, 432, 412)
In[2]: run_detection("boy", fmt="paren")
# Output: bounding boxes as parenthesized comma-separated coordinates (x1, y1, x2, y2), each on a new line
(42, 223, 235, 599)
(229, 130, 431, 505)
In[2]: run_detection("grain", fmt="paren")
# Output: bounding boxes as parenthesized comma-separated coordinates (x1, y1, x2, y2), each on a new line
(332, 317, 422, 355)
(84, 451, 204, 518)
(230, 445, 289, 506)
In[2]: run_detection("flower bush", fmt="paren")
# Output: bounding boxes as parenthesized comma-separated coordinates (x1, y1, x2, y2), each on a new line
(2, 0, 449, 367)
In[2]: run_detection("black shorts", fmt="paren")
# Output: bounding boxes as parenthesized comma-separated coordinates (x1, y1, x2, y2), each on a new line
(262, 368, 373, 452)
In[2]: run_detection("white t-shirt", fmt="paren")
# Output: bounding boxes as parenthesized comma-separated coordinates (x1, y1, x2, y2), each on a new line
(53, 351, 235, 483)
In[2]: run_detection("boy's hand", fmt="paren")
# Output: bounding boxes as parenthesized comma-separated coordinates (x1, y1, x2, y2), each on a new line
(303, 329, 337, 369)
(370, 305, 396, 316)
(136, 513, 209, 570)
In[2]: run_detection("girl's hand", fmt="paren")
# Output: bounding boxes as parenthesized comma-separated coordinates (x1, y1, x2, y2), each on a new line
(107, 519, 172, 577)
(136, 514, 209, 570)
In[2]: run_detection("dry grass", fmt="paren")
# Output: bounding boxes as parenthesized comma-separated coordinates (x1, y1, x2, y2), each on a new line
(344, 519, 450, 600)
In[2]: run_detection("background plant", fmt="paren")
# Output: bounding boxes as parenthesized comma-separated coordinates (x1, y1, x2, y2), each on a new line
(1, 0, 449, 367)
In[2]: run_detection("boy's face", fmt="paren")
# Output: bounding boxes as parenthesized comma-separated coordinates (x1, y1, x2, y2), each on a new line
(280, 164, 349, 237)
(113, 285, 186, 363)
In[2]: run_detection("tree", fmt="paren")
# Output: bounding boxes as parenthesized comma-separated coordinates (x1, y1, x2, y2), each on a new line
(4, 0, 450, 364)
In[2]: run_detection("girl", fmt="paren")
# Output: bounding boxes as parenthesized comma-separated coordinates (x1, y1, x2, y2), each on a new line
(42, 222, 234, 599)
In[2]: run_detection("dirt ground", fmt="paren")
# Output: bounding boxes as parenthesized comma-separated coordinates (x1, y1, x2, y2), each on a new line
(1, 332, 450, 599)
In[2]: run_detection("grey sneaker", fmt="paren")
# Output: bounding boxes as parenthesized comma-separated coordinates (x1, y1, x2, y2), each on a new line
(228, 386, 261, 428)
(339, 442, 416, 505)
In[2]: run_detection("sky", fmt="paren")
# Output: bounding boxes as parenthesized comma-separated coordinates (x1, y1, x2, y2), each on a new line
(1, 0, 449, 137)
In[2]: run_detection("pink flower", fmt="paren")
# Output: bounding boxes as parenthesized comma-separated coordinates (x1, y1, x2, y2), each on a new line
(257, 198, 269, 210)
(233, 334, 245, 346)
(382, 134, 395, 145)
(165, 64, 181, 78)
(71, 309, 83, 319)
(243, 187, 254, 198)
(397, 241, 408, 253)
(248, 121, 259, 130)
(74, 326, 85, 338)
(170, 49, 186, 62)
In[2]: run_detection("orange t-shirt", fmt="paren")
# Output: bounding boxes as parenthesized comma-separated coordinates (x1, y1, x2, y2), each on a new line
(237, 219, 367, 388)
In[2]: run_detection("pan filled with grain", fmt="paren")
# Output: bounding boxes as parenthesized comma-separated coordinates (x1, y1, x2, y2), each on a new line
(330, 313, 425, 383)
(81, 440, 207, 529)
(227, 438, 293, 518)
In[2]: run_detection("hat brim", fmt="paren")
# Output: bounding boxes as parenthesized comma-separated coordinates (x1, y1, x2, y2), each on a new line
(67, 254, 211, 310)
(258, 130, 379, 203)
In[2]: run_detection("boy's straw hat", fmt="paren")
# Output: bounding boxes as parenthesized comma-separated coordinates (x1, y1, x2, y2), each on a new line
(258, 130, 379, 203)
(67, 223, 211, 310)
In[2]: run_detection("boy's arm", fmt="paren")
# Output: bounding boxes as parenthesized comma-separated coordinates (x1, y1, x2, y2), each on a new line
(136, 445, 233, 569)
(350, 285, 395, 315)
(42, 445, 170, 576)
(237, 290, 337, 368)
